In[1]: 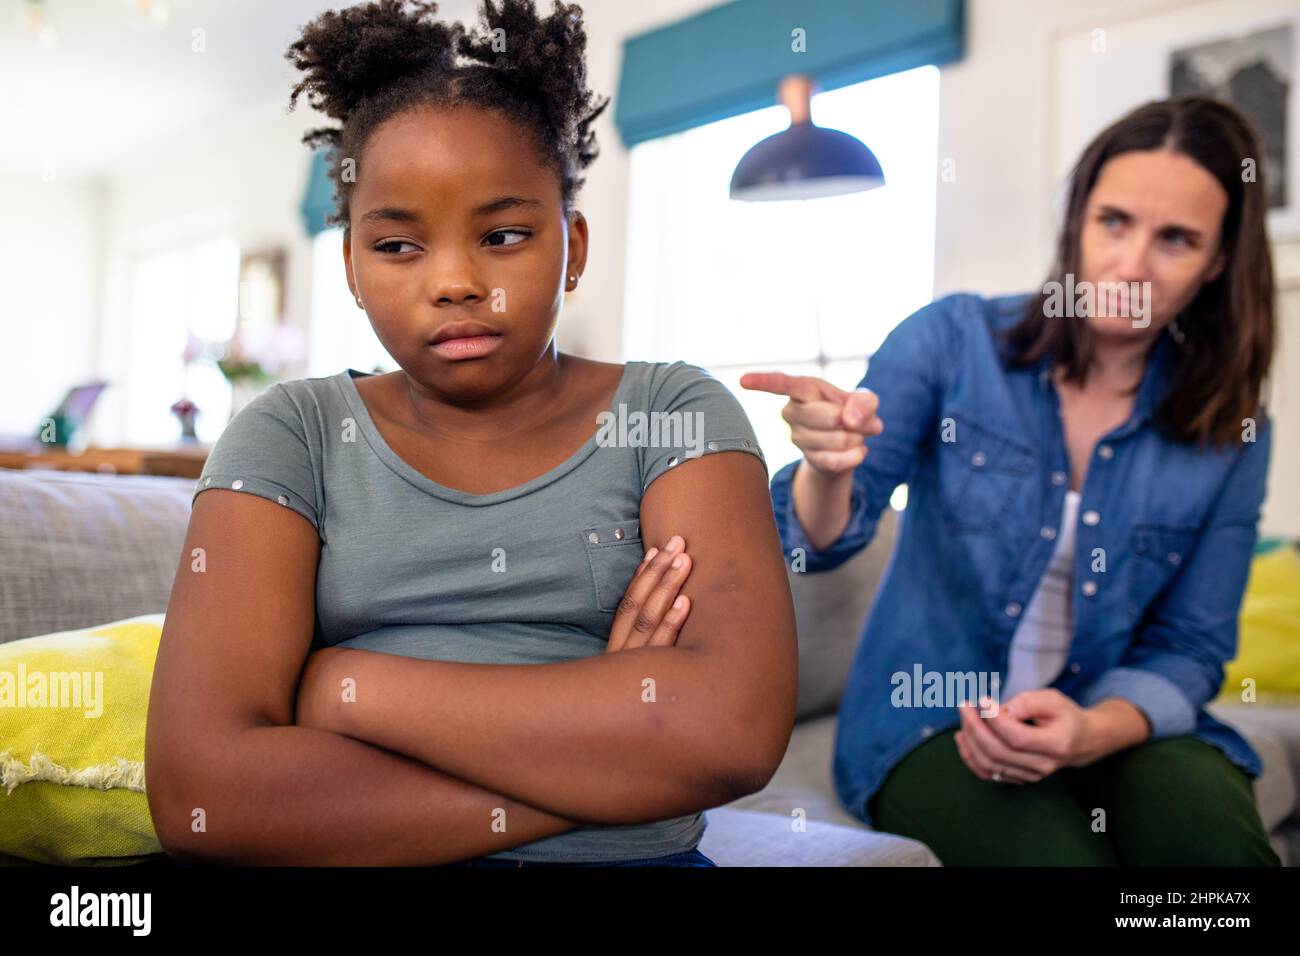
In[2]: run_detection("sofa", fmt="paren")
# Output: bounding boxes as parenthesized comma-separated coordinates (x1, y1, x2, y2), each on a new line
(1, 466, 1296, 866)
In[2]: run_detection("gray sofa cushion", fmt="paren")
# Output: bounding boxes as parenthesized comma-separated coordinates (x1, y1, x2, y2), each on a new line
(726, 713, 868, 831)
(700, 806, 939, 866)
(787, 506, 898, 720)
(1208, 702, 1300, 833)
(0, 469, 194, 644)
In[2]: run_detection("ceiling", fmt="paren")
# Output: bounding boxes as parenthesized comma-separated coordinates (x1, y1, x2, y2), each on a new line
(0, 0, 479, 180)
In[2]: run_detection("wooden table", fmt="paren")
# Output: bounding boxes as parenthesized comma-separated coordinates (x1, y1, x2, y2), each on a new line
(0, 444, 210, 479)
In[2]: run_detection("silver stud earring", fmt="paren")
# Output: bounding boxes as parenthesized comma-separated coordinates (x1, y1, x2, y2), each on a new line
(356, 296, 364, 308)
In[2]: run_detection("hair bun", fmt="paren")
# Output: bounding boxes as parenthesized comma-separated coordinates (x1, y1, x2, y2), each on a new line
(287, 0, 463, 121)
(458, 0, 603, 154)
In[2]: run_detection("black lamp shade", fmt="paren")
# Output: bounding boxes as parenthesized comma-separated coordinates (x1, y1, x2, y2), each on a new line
(730, 123, 885, 201)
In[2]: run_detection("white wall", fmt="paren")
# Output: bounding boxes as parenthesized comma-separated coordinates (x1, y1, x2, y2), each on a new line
(0, 177, 104, 436)
(90, 94, 323, 446)
(550, 0, 716, 360)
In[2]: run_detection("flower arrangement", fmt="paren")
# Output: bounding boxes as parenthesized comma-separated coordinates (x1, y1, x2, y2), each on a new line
(179, 323, 307, 423)
(183, 325, 306, 384)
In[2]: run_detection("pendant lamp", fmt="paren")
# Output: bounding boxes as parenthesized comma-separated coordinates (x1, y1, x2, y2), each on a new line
(730, 75, 885, 201)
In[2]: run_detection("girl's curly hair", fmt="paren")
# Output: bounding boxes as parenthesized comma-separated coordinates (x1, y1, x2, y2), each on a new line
(286, 0, 609, 230)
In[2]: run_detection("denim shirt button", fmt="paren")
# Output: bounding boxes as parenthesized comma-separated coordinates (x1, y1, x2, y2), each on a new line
(1040, 526, 1056, 541)
(971, 451, 987, 467)
(1051, 471, 1067, 486)
(1005, 602, 1022, 618)
(1081, 580, 1098, 596)
(1168, 552, 1181, 565)
(1097, 444, 1114, 460)
(1070, 662, 1082, 673)
(1082, 510, 1100, 526)
(921, 725, 934, 737)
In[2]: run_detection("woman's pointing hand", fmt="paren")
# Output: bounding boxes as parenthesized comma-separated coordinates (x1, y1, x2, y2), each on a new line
(740, 371, 883, 476)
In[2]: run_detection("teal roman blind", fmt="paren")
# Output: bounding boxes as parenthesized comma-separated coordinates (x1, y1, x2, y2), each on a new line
(300, 146, 336, 239)
(614, 0, 964, 148)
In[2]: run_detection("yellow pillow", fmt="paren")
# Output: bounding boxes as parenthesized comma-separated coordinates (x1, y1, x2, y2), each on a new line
(0, 614, 164, 865)
(1219, 545, 1300, 703)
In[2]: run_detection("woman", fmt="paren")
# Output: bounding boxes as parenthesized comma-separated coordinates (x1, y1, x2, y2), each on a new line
(744, 96, 1280, 865)
(144, 0, 797, 866)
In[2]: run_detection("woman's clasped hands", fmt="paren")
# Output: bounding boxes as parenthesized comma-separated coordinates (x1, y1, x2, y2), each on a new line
(955, 690, 1095, 785)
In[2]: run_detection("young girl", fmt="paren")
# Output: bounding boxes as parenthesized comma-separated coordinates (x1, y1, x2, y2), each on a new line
(747, 96, 1281, 865)
(144, 0, 797, 867)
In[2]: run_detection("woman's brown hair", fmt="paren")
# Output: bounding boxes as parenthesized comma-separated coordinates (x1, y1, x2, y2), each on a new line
(1002, 95, 1275, 447)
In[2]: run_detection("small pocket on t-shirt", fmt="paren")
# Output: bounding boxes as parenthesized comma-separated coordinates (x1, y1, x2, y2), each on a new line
(581, 520, 644, 612)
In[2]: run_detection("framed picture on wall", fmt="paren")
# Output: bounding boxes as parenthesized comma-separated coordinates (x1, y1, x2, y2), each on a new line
(237, 247, 287, 335)
(1170, 23, 1289, 213)
(1050, 0, 1300, 240)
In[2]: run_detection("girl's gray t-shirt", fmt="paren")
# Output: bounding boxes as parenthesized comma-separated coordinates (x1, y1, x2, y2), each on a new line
(191, 359, 767, 863)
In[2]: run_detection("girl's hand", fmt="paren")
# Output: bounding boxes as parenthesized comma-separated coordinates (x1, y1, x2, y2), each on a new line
(740, 371, 883, 476)
(953, 690, 1090, 784)
(604, 535, 693, 653)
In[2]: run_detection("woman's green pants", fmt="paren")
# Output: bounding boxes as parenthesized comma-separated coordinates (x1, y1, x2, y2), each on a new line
(867, 729, 1281, 866)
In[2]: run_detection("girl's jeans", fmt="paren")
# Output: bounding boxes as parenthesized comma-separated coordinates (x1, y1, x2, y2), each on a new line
(443, 847, 716, 867)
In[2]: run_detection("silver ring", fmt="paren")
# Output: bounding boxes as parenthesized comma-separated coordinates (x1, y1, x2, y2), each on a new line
(992, 770, 1003, 783)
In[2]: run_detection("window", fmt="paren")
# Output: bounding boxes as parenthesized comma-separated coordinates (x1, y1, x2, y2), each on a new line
(307, 227, 397, 377)
(623, 65, 940, 476)
(124, 237, 239, 444)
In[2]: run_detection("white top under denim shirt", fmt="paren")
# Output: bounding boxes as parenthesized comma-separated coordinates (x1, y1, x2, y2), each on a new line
(1002, 490, 1080, 700)
(769, 291, 1272, 828)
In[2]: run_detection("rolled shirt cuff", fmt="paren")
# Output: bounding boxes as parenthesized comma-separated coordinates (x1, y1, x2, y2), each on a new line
(1078, 666, 1199, 739)
(769, 458, 871, 573)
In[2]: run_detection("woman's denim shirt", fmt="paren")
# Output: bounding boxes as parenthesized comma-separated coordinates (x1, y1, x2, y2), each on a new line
(769, 291, 1272, 827)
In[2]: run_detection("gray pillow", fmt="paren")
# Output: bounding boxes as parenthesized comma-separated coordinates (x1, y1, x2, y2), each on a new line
(0, 469, 193, 644)
(787, 506, 899, 721)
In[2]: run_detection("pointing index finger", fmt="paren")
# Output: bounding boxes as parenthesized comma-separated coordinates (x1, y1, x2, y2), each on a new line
(740, 371, 844, 404)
